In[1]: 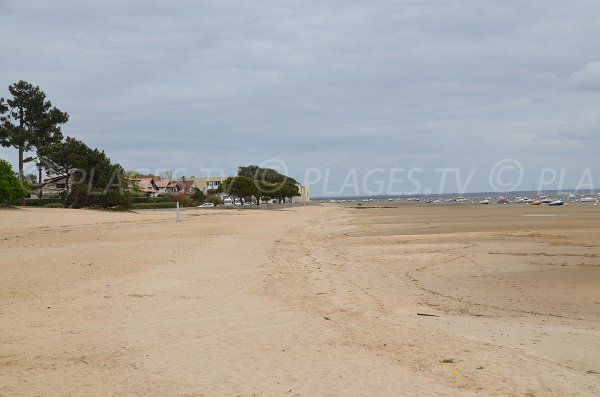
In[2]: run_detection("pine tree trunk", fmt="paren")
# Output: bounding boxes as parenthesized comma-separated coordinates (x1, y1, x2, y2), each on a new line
(18, 145, 25, 205)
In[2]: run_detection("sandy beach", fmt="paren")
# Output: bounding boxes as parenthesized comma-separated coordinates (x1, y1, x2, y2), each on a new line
(1, 204, 599, 396)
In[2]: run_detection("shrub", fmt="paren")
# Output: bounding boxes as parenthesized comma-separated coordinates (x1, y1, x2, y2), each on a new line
(131, 196, 168, 204)
(67, 190, 132, 209)
(43, 202, 65, 208)
(205, 195, 222, 206)
(24, 198, 64, 206)
(133, 202, 178, 209)
(166, 192, 193, 207)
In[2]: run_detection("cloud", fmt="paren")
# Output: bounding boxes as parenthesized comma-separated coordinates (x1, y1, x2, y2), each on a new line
(569, 61, 600, 91)
(1, 0, 600, 195)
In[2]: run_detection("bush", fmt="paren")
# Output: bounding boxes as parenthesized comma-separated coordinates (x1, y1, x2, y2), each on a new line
(43, 202, 65, 208)
(24, 198, 64, 206)
(66, 189, 132, 210)
(166, 192, 193, 207)
(131, 196, 168, 204)
(0, 159, 29, 205)
(133, 202, 179, 209)
(205, 195, 222, 206)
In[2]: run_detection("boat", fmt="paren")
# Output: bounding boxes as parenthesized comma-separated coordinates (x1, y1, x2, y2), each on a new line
(580, 197, 596, 202)
(548, 200, 564, 206)
(529, 200, 542, 205)
(497, 196, 509, 204)
(479, 199, 490, 205)
(539, 196, 553, 204)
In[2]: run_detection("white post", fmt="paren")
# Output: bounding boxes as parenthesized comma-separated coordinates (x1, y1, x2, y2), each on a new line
(176, 201, 181, 222)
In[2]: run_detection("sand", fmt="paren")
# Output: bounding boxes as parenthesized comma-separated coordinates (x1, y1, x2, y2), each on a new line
(1, 204, 599, 396)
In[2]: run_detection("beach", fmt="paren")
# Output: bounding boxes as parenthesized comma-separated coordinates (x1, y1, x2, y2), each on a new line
(1, 204, 599, 396)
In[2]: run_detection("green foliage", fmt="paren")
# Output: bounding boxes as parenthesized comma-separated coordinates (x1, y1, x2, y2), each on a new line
(41, 138, 131, 209)
(131, 196, 168, 204)
(124, 170, 142, 179)
(235, 165, 301, 203)
(23, 198, 64, 206)
(220, 176, 259, 200)
(0, 80, 68, 178)
(25, 174, 37, 184)
(130, 185, 146, 198)
(133, 202, 178, 209)
(190, 187, 206, 203)
(165, 192, 193, 207)
(0, 159, 28, 204)
(237, 165, 298, 185)
(205, 195, 222, 206)
(43, 202, 65, 208)
(38, 137, 88, 197)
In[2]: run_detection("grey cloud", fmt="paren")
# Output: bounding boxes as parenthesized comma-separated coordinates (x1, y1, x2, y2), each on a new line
(1, 0, 600, 195)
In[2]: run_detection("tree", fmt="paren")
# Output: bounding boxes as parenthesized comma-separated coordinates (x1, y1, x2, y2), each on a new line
(38, 137, 129, 209)
(38, 137, 89, 199)
(65, 145, 130, 209)
(190, 187, 206, 203)
(0, 81, 68, 181)
(25, 174, 37, 184)
(237, 165, 299, 205)
(219, 176, 260, 202)
(279, 182, 301, 203)
(237, 165, 298, 185)
(0, 159, 28, 205)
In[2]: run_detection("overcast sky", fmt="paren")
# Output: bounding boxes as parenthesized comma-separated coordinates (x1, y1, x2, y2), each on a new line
(1, 0, 599, 196)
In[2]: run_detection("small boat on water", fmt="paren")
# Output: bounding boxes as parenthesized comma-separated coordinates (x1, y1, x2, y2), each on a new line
(580, 197, 596, 203)
(529, 200, 543, 205)
(539, 196, 553, 204)
(479, 199, 490, 205)
(497, 196, 509, 204)
(548, 200, 564, 206)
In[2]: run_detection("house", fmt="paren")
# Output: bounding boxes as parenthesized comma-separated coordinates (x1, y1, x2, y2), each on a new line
(194, 177, 229, 195)
(129, 176, 200, 196)
(155, 178, 181, 194)
(129, 177, 159, 197)
(32, 175, 70, 198)
(179, 179, 197, 194)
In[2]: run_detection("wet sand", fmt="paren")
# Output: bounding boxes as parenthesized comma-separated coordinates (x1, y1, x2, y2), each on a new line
(1, 204, 599, 396)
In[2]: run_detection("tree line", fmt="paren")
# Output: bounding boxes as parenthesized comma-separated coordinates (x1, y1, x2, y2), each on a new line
(1, 80, 303, 208)
(1, 80, 128, 208)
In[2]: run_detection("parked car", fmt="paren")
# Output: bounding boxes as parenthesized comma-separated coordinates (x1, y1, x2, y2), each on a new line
(198, 202, 215, 208)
